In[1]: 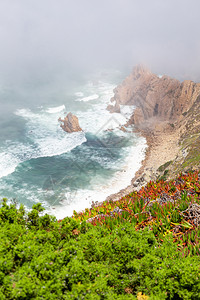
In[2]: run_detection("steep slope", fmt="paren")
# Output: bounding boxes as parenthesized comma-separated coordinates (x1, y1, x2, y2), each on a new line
(169, 95, 200, 175)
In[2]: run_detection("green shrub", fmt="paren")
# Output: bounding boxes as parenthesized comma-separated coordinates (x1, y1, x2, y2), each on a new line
(0, 171, 200, 299)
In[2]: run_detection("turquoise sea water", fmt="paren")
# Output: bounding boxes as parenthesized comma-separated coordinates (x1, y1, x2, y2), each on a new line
(0, 70, 146, 218)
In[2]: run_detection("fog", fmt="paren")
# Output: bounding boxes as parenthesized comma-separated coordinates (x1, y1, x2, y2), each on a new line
(0, 0, 200, 86)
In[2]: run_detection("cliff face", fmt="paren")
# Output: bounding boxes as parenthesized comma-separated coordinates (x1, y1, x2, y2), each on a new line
(109, 65, 200, 127)
(107, 65, 200, 181)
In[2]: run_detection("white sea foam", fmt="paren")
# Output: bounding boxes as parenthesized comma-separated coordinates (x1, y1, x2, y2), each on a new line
(0, 152, 19, 178)
(35, 132, 86, 158)
(76, 94, 99, 102)
(78, 102, 133, 134)
(119, 104, 135, 119)
(74, 83, 114, 133)
(46, 105, 65, 114)
(0, 108, 86, 178)
(48, 136, 147, 219)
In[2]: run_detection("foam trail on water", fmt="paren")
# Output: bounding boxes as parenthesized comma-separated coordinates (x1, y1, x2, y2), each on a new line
(76, 94, 99, 102)
(35, 132, 86, 158)
(46, 105, 65, 114)
(0, 152, 19, 178)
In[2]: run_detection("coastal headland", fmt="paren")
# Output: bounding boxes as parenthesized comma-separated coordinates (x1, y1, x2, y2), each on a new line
(100, 65, 200, 204)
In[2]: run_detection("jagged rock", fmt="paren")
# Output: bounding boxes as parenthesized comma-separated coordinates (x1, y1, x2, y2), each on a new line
(107, 103, 120, 113)
(119, 126, 127, 132)
(108, 64, 200, 127)
(58, 112, 82, 133)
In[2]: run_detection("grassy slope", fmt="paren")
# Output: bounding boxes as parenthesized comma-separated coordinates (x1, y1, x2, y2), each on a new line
(0, 171, 200, 299)
(166, 95, 200, 177)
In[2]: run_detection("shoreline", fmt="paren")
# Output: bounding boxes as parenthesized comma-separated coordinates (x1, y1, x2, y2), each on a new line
(49, 129, 147, 219)
(91, 121, 181, 208)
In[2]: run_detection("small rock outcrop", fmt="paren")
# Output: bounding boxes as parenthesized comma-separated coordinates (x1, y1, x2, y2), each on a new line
(58, 113, 82, 133)
(107, 103, 121, 113)
(108, 64, 200, 127)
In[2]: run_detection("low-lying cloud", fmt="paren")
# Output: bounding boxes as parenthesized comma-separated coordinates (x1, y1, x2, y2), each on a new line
(0, 0, 200, 84)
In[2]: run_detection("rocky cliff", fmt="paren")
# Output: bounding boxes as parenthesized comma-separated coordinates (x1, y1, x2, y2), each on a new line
(108, 65, 200, 128)
(58, 113, 82, 133)
(107, 65, 200, 185)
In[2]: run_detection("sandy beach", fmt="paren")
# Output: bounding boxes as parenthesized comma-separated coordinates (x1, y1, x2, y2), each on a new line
(100, 121, 181, 205)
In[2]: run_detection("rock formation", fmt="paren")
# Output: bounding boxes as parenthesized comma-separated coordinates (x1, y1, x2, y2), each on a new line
(58, 113, 82, 133)
(107, 103, 120, 113)
(108, 64, 200, 127)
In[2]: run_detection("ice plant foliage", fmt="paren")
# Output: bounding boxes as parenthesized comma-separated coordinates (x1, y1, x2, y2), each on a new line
(73, 171, 200, 256)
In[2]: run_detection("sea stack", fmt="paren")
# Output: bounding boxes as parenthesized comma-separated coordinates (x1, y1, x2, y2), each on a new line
(58, 112, 83, 133)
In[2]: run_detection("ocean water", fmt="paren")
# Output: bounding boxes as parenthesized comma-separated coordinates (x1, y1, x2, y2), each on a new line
(0, 70, 147, 219)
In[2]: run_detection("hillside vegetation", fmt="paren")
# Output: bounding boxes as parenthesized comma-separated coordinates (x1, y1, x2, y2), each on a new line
(170, 95, 200, 175)
(0, 171, 200, 299)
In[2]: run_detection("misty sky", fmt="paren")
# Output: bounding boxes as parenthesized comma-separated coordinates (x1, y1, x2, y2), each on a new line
(0, 0, 200, 83)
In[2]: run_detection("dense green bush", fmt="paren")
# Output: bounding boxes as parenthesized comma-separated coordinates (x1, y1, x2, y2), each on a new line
(0, 197, 199, 299)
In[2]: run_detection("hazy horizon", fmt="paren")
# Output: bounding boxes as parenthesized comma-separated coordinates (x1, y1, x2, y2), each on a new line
(0, 0, 200, 88)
